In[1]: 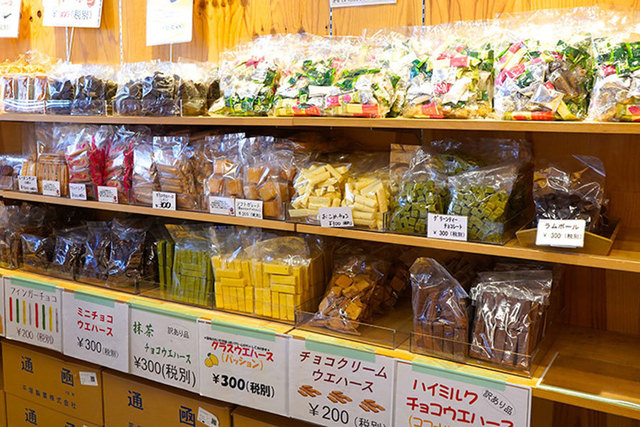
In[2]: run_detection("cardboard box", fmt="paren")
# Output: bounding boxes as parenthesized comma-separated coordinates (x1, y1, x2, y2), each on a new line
(0, 391, 6, 427)
(232, 406, 316, 427)
(103, 370, 233, 427)
(6, 393, 101, 427)
(2, 340, 103, 425)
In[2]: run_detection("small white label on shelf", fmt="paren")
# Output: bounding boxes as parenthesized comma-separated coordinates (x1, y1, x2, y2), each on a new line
(97, 186, 118, 204)
(79, 371, 99, 386)
(319, 207, 354, 228)
(0, 0, 21, 38)
(289, 338, 394, 427)
(535, 219, 586, 248)
(209, 196, 235, 216)
(42, 0, 103, 28)
(41, 180, 61, 197)
(427, 213, 468, 241)
(197, 407, 219, 427)
(198, 319, 289, 416)
(330, 0, 396, 7)
(129, 306, 199, 393)
(152, 191, 176, 211)
(4, 276, 63, 351)
(62, 291, 129, 372)
(69, 183, 87, 200)
(236, 199, 263, 219)
(18, 176, 37, 193)
(394, 360, 532, 427)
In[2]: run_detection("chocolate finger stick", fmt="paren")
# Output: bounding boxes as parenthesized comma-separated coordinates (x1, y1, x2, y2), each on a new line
(327, 394, 339, 403)
(298, 388, 309, 397)
(364, 399, 386, 412)
(300, 385, 321, 397)
(359, 403, 371, 412)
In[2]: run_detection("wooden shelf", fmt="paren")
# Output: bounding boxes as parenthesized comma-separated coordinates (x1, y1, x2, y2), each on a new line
(1, 112, 640, 134)
(0, 191, 294, 231)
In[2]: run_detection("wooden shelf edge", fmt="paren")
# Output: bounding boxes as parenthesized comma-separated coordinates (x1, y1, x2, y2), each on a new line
(0, 191, 295, 231)
(1, 113, 639, 134)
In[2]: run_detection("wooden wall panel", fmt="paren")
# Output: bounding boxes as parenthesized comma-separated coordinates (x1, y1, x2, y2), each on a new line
(332, 0, 423, 36)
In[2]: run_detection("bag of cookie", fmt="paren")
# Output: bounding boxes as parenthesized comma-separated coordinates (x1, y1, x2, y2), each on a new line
(49, 225, 87, 280)
(153, 135, 200, 211)
(76, 221, 110, 285)
(71, 63, 116, 115)
(21, 233, 55, 273)
(205, 133, 245, 203)
(46, 61, 81, 115)
(106, 218, 149, 291)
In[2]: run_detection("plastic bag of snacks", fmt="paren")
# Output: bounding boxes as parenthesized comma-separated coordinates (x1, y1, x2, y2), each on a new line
(141, 61, 180, 116)
(35, 124, 69, 197)
(103, 126, 138, 203)
(21, 233, 55, 273)
(0, 51, 51, 113)
(106, 218, 149, 291)
(65, 125, 113, 200)
(288, 161, 351, 222)
(153, 136, 200, 211)
(533, 155, 606, 233)
(178, 61, 211, 116)
(71, 64, 117, 115)
(389, 148, 447, 234)
(113, 62, 147, 116)
(211, 36, 282, 116)
(410, 258, 469, 360)
(130, 139, 158, 206)
(205, 63, 221, 110)
(76, 221, 110, 285)
(49, 226, 87, 280)
(0, 203, 54, 269)
(0, 154, 27, 190)
(46, 61, 81, 115)
(165, 224, 216, 306)
(342, 168, 391, 230)
(205, 133, 245, 202)
(470, 270, 552, 371)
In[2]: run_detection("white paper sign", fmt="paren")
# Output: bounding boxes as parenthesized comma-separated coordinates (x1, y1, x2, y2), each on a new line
(69, 183, 87, 200)
(197, 407, 219, 427)
(199, 319, 289, 415)
(153, 191, 177, 211)
(319, 207, 354, 228)
(236, 199, 263, 219)
(535, 219, 585, 248)
(209, 196, 235, 216)
(428, 213, 468, 241)
(289, 338, 394, 427)
(0, 0, 21, 38)
(4, 276, 62, 351)
(146, 0, 193, 46)
(330, 0, 396, 7)
(41, 180, 61, 197)
(97, 185, 118, 203)
(18, 176, 37, 193)
(63, 291, 129, 372)
(42, 0, 103, 28)
(394, 360, 531, 427)
(79, 371, 99, 386)
(129, 305, 199, 392)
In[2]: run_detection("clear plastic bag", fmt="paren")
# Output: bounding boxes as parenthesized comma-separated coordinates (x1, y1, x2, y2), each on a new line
(205, 133, 245, 201)
(470, 270, 552, 371)
(71, 64, 117, 116)
(106, 218, 148, 290)
(49, 226, 87, 280)
(104, 126, 138, 203)
(410, 258, 469, 360)
(77, 221, 110, 284)
(131, 138, 158, 206)
(342, 168, 391, 230)
(0, 154, 27, 190)
(113, 62, 146, 116)
(141, 61, 181, 116)
(21, 233, 55, 273)
(64, 125, 112, 200)
(177, 61, 212, 116)
(533, 155, 606, 232)
(46, 61, 81, 115)
(0, 51, 51, 114)
(153, 136, 200, 211)
(35, 124, 69, 196)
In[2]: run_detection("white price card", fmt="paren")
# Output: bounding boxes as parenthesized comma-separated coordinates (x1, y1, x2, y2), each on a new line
(199, 319, 289, 416)
(535, 219, 585, 248)
(146, 0, 193, 46)
(319, 207, 354, 228)
(4, 276, 62, 351)
(69, 183, 87, 200)
(0, 0, 21, 38)
(330, 0, 396, 7)
(394, 360, 531, 427)
(97, 185, 118, 203)
(62, 290, 129, 372)
(42, 0, 103, 28)
(0, 277, 4, 336)
(18, 176, 37, 193)
(41, 180, 61, 197)
(152, 191, 176, 211)
(236, 199, 263, 219)
(289, 337, 394, 427)
(209, 196, 235, 216)
(197, 407, 219, 427)
(129, 302, 199, 393)
(428, 213, 468, 241)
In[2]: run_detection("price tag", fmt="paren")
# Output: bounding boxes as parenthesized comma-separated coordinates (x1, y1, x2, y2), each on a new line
(236, 199, 263, 219)
(289, 338, 394, 427)
(69, 183, 87, 201)
(79, 371, 99, 386)
(97, 186, 118, 204)
(41, 180, 61, 197)
(42, 0, 103, 28)
(427, 213, 468, 241)
(394, 360, 531, 427)
(152, 191, 176, 211)
(0, 0, 21, 38)
(4, 276, 62, 351)
(199, 319, 289, 416)
(330, 0, 396, 7)
(129, 304, 199, 392)
(209, 196, 235, 216)
(18, 176, 37, 193)
(197, 407, 219, 427)
(62, 291, 129, 372)
(535, 219, 585, 248)
(319, 207, 354, 228)
(146, 0, 193, 46)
